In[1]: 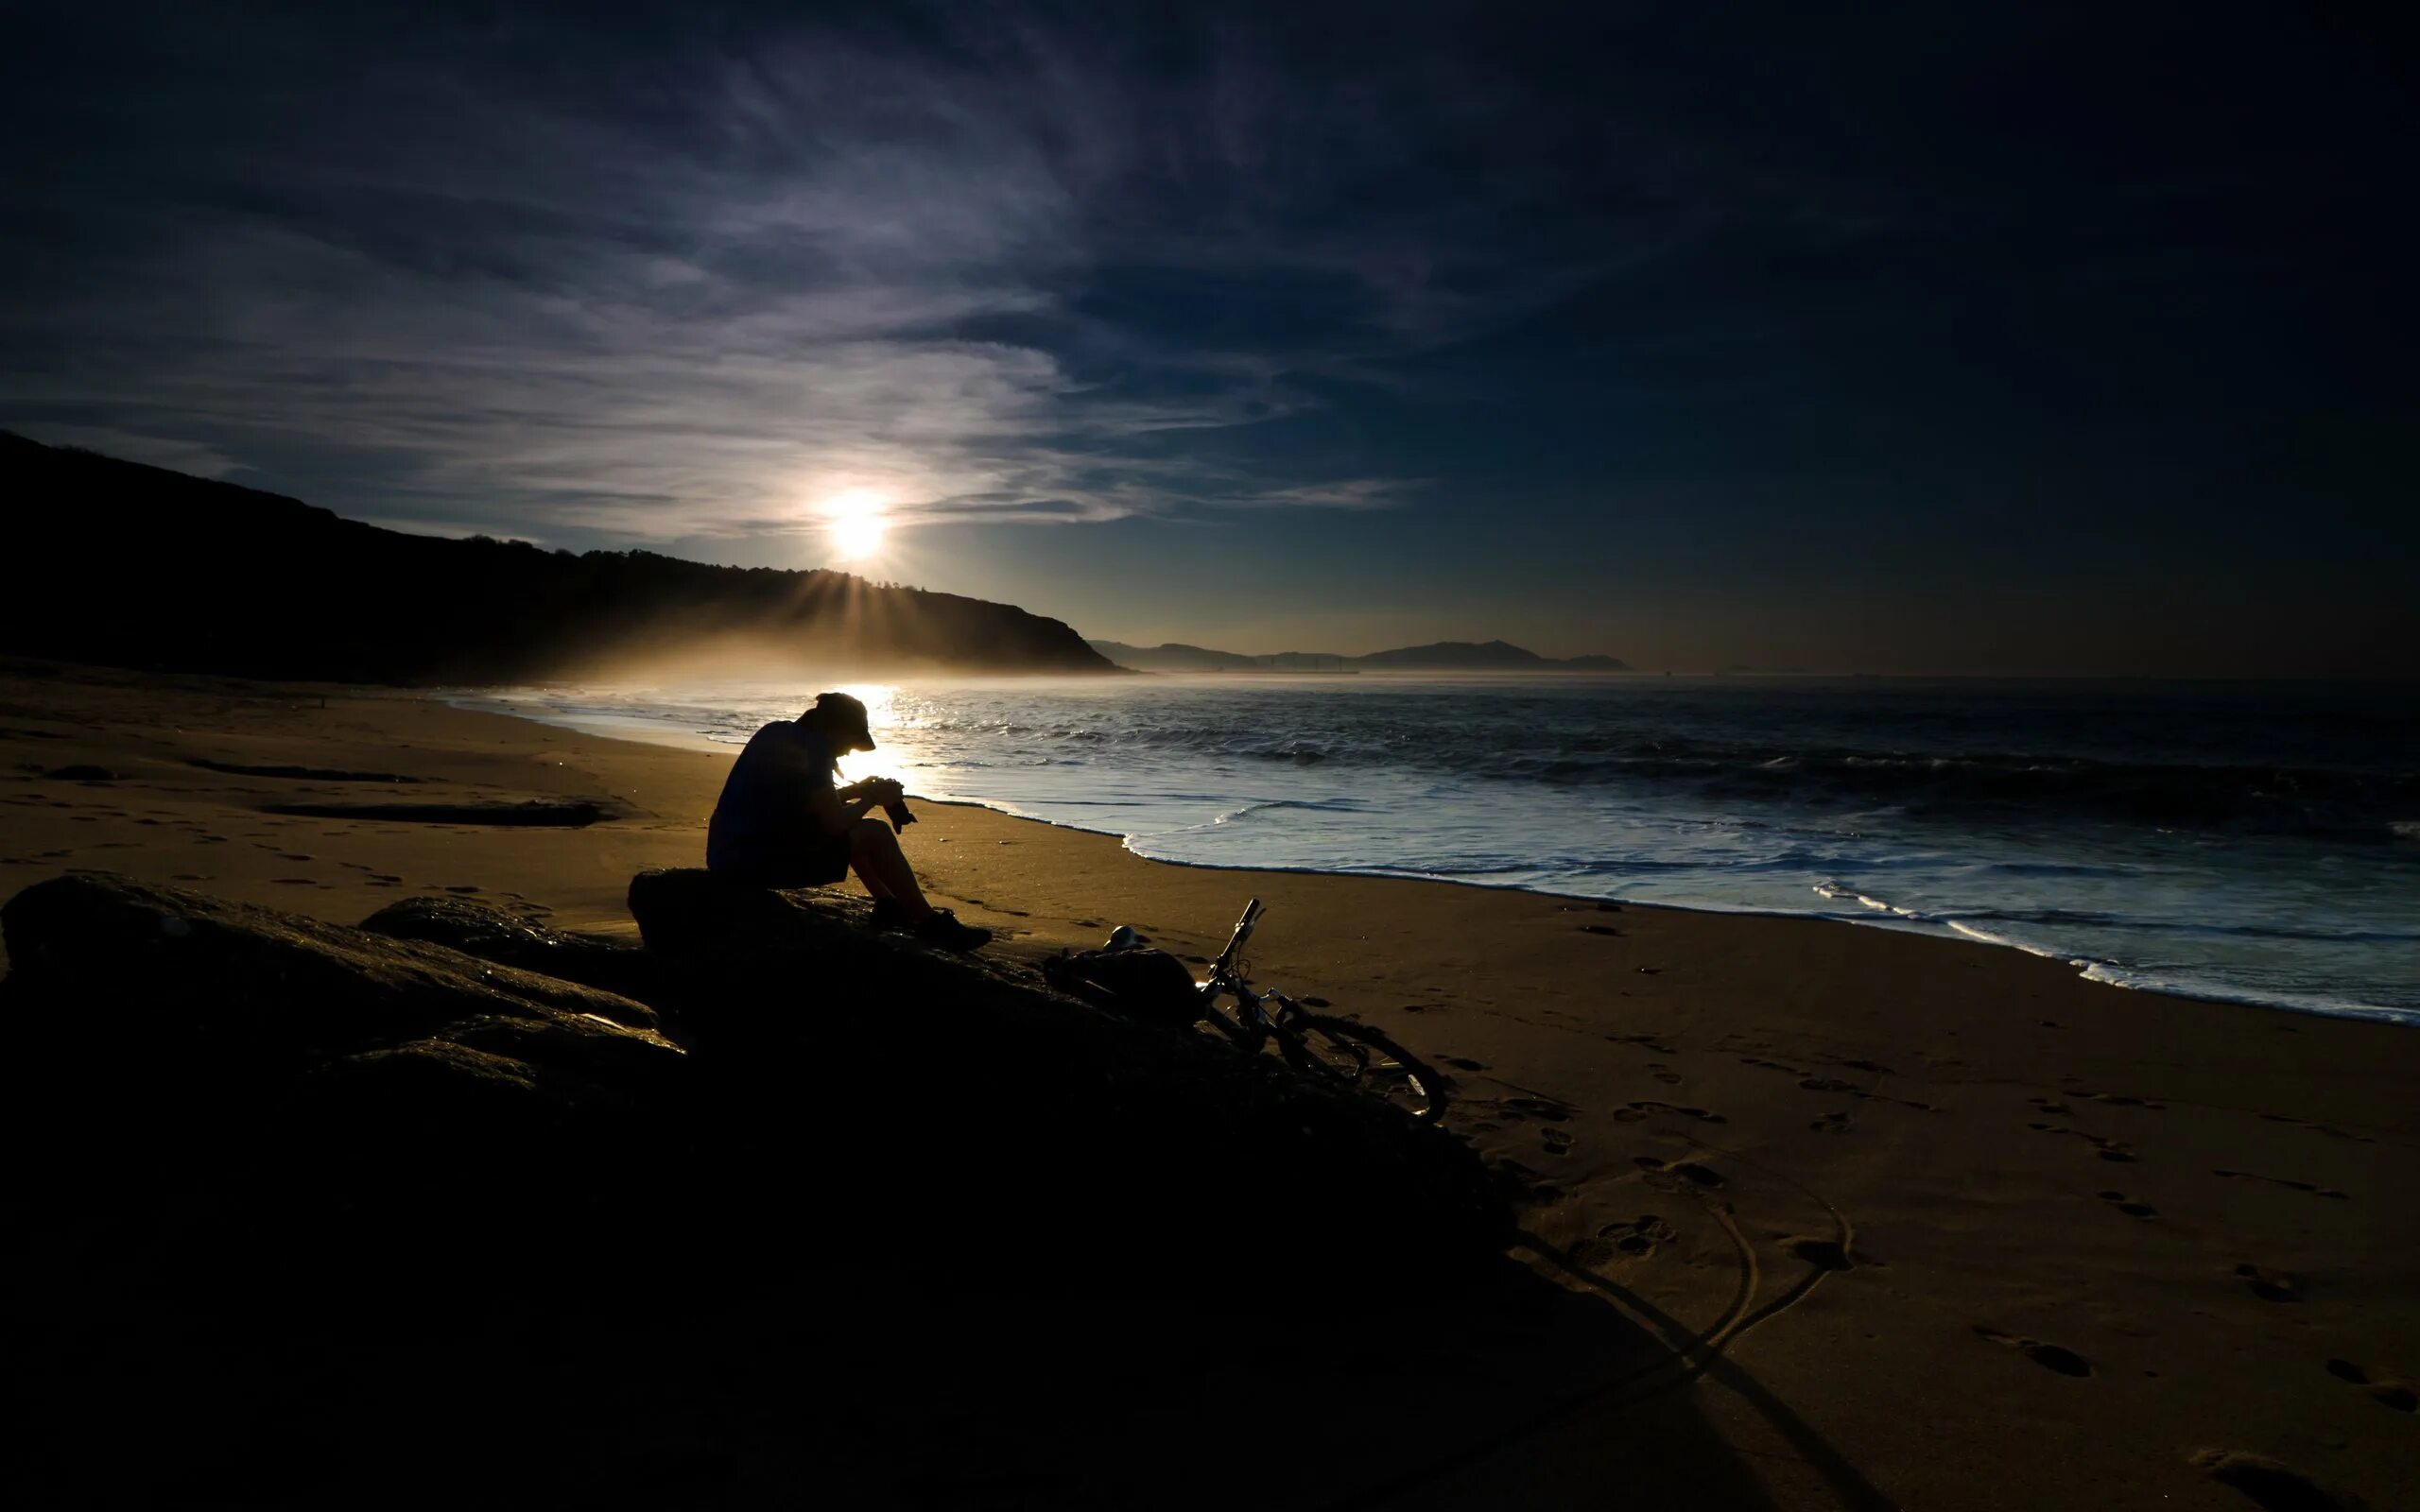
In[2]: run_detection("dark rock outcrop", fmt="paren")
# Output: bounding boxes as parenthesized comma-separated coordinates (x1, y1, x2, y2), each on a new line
(0, 871, 1566, 1506)
(359, 892, 670, 1005)
(5, 869, 1507, 1297)
(0, 873, 684, 1274)
(625, 867, 1510, 1278)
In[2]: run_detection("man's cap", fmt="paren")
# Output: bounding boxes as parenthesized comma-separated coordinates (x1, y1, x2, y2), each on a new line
(808, 691, 874, 749)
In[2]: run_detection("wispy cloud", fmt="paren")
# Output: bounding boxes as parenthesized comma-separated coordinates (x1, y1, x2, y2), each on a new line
(0, 9, 1609, 550)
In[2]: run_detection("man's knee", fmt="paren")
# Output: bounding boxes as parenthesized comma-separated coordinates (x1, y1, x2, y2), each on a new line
(848, 817, 899, 851)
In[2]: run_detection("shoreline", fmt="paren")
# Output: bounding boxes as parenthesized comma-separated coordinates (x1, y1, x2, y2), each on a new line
(443, 687, 2417, 1028)
(5, 660, 2416, 1511)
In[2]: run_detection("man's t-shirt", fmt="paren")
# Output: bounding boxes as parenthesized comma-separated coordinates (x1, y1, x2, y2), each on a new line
(706, 721, 840, 881)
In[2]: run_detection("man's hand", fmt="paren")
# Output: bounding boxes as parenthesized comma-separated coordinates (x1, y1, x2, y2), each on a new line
(838, 775, 914, 828)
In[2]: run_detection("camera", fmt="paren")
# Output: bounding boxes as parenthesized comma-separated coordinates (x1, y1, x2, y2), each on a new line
(838, 775, 916, 829)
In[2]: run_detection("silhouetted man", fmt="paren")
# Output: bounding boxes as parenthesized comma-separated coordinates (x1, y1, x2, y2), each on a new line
(706, 692, 990, 950)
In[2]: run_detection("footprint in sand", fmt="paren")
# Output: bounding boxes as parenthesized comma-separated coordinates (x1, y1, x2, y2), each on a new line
(444, 885, 480, 894)
(2097, 1190, 2159, 1219)
(2067, 1088, 2167, 1110)
(1578, 923, 1621, 936)
(1607, 1033, 1677, 1055)
(1809, 1111, 1853, 1135)
(1491, 1158, 1563, 1207)
(2189, 1450, 2351, 1512)
(271, 877, 321, 886)
(1628, 1099, 1727, 1124)
(2214, 1169, 2350, 1200)
(2324, 1359, 2418, 1414)
(1633, 1155, 1725, 1189)
(1786, 1237, 1858, 1271)
(2235, 1263, 2303, 1303)
(1496, 1095, 1573, 1123)
(1595, 1213, 1676, 1257)
(1974, 1326, 2092, 1378)
(2033, 1125, 2137, 1162)
(1540, 1127, 1575, 1155)
(2257, 1112, 2377, 1144)
(1443, 1056, 1487, 1071)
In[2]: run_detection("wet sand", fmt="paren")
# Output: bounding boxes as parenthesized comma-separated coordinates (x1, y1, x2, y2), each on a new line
(2, 659, 2413, 1511)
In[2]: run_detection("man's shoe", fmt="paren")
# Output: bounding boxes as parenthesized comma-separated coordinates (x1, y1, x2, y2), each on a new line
(912, 908, 992, 951)
(868, 898, 909, 932)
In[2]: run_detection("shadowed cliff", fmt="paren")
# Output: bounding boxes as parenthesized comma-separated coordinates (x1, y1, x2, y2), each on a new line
(2, 433, 1115, 682)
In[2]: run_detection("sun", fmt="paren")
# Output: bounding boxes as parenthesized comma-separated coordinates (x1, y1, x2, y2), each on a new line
(821, 488, 890, 562)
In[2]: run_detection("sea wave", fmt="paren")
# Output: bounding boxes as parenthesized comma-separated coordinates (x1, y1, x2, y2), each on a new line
(453, 676, 2420, 1021)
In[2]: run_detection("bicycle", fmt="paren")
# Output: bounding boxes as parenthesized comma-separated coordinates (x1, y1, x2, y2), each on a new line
(1191, 897, 1448, 1121)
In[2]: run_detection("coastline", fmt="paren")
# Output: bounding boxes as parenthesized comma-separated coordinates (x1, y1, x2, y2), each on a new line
(444, 685, 2420, 1027)
(4, 659, 2416, 1510)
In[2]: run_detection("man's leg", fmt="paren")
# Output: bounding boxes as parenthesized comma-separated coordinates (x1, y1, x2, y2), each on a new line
(847, 818, 933, 919)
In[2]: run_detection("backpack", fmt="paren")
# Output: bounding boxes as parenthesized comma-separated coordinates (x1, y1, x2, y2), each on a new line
(1043, 946, 1202, 1028)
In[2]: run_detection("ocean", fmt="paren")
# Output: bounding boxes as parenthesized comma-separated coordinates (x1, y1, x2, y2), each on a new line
(454, 676, 2420, 1025)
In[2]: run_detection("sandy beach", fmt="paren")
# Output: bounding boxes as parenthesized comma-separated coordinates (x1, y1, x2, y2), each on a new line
(2, 658, 2413, 1511)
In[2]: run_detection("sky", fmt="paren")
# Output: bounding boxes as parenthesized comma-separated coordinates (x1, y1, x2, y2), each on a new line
(3, 0, 2413, 676)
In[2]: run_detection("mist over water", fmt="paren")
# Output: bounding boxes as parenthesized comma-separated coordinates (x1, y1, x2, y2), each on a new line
(458, 676, 2420, 1024)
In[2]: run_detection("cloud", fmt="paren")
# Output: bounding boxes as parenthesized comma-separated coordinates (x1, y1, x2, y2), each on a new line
(4, 9, 1563, 550)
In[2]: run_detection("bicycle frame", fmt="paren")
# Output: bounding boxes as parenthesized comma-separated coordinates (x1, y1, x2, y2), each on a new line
(1187, 895, 1444, 1119)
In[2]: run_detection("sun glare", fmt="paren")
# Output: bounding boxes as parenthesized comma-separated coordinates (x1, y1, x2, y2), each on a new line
(821, 488, 890, 561)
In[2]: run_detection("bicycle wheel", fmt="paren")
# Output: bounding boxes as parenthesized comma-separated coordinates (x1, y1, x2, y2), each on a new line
(1277, 1012, 1448, 1120)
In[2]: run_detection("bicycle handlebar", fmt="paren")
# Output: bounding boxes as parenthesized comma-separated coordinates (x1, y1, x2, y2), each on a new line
(1203, 896, 1264, 989)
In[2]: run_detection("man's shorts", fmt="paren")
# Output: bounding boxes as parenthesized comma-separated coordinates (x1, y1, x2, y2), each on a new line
(713, 827, 854, 889)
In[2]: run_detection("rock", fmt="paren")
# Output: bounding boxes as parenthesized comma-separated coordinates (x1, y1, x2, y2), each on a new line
(359, 893, 668, 1006)
(3, 869, 666, 1054)
(6, 868, 1508, 1296)
(0, 868, 1532, 1506)
(627, 867, 1512, 1280)
(0, 871, 688, 1288)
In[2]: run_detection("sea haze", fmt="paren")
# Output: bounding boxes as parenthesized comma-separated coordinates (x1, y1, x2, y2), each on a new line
(458, 676, 2420, 1024)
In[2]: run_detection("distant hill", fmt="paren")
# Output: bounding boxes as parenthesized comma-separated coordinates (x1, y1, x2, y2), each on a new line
(1088, 637, 1630, 673)
(2, 433, 1115, 682)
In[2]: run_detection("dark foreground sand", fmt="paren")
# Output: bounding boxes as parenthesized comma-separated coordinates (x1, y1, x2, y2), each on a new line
(2, 660, 2413, 1510)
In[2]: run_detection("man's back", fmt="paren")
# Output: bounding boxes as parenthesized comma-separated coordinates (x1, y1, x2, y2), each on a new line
(706, 720, 834, 879)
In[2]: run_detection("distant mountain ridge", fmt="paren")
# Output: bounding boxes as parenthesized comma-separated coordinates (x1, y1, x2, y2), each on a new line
(2, 433, 1115, 682)
(1088, 638, 1630, 673)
